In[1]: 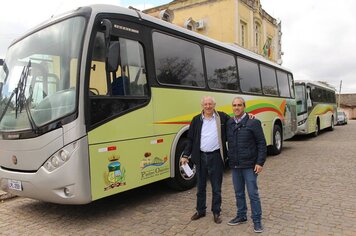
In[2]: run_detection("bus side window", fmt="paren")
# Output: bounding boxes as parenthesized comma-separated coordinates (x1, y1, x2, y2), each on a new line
(88, 33, 149, 126)
(111, 38, 148, 96)
(89, 32, 107, 96)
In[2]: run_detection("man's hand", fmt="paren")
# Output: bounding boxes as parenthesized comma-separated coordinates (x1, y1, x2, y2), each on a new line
(254, 164, 263, 174)
(248, 113, 256, 119)
(180, 156, 189, 165)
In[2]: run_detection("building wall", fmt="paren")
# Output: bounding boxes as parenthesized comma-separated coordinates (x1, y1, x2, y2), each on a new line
(238, 0, 278, 60)
(338, 94, 356, 119)
(170, 0, 236, 43)
(340, 107, 356, 120)
(144, 0, 281, 63)
(238, 1, 251, 47)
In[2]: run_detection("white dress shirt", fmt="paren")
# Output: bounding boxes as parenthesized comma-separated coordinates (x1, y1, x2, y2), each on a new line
(200, 113, 219, 152)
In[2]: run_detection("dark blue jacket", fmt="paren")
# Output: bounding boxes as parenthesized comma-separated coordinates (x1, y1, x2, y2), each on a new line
(183, 111, 230, 166)
(227, 115, 267, 168)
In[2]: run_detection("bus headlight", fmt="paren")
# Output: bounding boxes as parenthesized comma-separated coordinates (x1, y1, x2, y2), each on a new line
(59, 150, 69, 161)
(44, 142, 77, 172)
(51, 156, 60, 167)
(298, 118, 307, 126)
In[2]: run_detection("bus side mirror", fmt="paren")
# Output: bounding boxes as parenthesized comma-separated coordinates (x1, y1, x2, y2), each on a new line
(107, 41, 120, 72)
(100, 19, 112, 46)
(99, 19, 120, 72)
(0, 59, 3, 66)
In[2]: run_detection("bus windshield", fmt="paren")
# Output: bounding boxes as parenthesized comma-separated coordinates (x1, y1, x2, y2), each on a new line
(295, 84, 307, 115)
(0, 16, 86, 132)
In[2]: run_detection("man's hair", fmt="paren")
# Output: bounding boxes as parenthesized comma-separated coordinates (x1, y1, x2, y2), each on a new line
(232, 96, 246, 107)
(201, 96, 216, 105)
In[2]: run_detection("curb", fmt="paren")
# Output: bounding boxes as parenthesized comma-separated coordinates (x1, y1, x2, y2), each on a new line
(0, 192, 17, 201)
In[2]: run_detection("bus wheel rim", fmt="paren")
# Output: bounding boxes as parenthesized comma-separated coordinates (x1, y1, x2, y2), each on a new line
(179, 155, 196, 180)
(275, 131, 282, 150)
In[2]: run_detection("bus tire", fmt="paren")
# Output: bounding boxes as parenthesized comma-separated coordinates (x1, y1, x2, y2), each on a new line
(268, 125, 283, 155)
(327, 116, 334, 131)
(167, 138, 197, 190)
(313, 121, 320, 137)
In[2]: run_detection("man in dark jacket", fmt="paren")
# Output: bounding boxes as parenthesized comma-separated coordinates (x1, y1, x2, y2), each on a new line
(181, 96, 230, 224)
(226, 97, 267, 233)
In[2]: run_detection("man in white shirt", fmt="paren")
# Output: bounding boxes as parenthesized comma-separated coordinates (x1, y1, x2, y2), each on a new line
(181, 96, 230, 224)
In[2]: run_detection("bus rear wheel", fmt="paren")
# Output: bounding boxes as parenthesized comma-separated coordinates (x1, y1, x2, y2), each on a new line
(268, 125, 283, 155)
(167, 138, 197, 190)
(327, 117, 334, 131)
(313, 122, 320, 137)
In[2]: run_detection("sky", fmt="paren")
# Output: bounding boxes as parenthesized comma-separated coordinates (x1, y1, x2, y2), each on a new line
(1, 0, 355, 93)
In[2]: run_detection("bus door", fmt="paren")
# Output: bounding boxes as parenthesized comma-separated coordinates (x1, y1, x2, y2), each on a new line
(306, 85, 317, 132)
(86, 18, 168, 200)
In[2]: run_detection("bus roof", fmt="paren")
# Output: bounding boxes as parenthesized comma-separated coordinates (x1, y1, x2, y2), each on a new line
(10, 4, 291, 73)
(295, 80, 336, 91)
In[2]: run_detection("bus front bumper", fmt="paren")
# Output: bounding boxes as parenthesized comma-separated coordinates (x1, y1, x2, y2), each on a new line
(0, 137, 92, 204)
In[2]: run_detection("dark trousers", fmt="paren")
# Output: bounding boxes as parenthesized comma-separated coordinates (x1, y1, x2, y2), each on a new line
(196, 150, 224, 215)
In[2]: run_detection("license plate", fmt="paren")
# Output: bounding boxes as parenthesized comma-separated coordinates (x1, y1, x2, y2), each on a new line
(8, 179, 22, 191)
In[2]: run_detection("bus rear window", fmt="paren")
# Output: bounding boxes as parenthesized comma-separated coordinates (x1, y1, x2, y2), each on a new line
(276, 70, 291, 97)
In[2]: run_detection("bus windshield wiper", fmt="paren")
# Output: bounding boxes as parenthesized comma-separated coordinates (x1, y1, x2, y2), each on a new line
(15, 60, 39, 132)
(15, 61, 31, 117)
(0, 61, 39, 132)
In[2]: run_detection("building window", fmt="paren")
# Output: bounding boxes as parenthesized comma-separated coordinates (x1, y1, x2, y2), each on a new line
(240, 21, 247, 47)
(254, 22, 261, 53)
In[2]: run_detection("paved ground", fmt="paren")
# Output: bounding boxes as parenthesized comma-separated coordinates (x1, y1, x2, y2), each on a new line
(1, 121, 356, 235)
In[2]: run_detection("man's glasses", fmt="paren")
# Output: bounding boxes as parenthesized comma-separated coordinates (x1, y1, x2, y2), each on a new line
(232, 103, 244, 107)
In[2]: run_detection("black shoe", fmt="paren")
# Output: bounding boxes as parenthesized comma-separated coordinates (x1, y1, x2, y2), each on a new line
(213, 214, 222, 224)
(191, 212, 206, 221)
(254, 222, 263, 233)
(227, 216, 247, 226)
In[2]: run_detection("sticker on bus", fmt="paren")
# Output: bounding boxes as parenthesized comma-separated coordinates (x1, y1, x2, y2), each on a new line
(8, 179, 22, 191)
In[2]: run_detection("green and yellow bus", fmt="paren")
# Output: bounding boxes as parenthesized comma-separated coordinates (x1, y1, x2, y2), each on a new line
(0, 5, 296, 204)
(295, 80, 337, 136)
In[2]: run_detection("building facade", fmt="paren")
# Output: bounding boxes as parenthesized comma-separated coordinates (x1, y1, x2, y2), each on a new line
(144, 0, 282, 64)
(338, 94, 356, 120)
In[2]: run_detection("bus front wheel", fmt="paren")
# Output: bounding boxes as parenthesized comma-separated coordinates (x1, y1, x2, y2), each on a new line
(268, 125, 283, 155)
(167, 138, 197, 190)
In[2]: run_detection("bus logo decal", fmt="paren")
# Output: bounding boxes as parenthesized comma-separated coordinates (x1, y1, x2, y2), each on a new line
(140, 155, 168, 170)
(104, 155, 126, 191)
